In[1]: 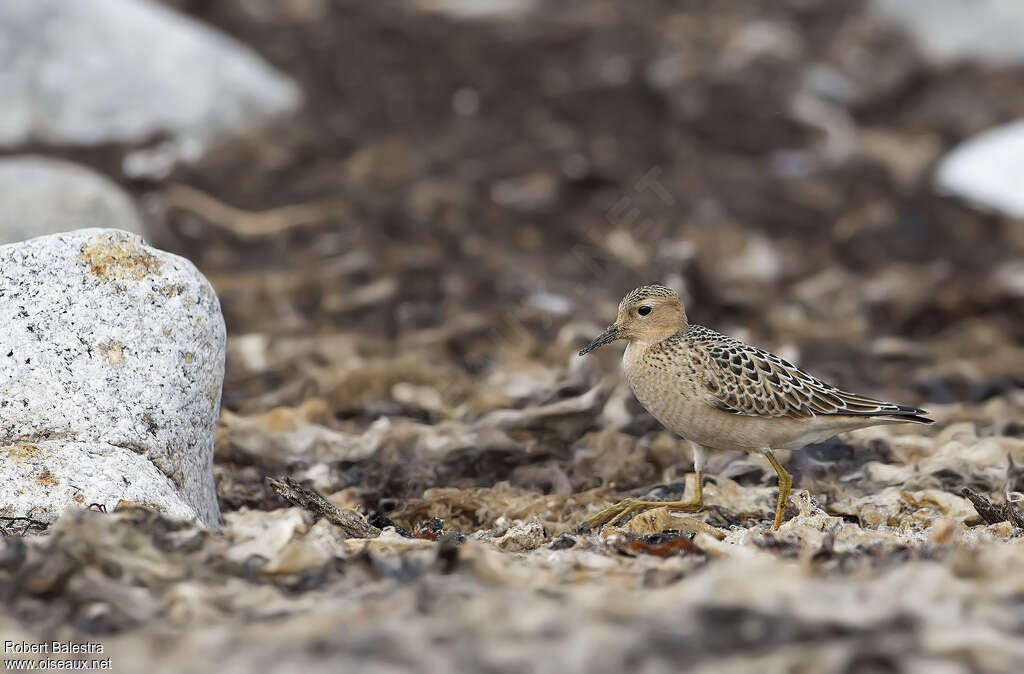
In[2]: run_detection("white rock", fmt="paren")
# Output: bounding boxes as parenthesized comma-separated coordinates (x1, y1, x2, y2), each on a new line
(934, 120, 1024, 218)
(2, 440, 200, 523)
(0, 0, 301, 148)
(0, 156, 145, 244)
(871, 0, 1024, 66)
(0, 229, 225, 527)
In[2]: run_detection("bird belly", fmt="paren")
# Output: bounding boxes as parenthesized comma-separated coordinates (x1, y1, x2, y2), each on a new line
(626, 373, 758, 450)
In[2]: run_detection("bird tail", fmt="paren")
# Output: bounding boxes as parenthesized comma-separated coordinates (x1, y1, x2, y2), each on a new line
(876, 408, 934, 424)
(834, 392, 934, 424)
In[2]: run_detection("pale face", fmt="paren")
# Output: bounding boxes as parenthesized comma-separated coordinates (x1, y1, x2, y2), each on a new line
(613, 294, 685, 343)
(579, 287, 687, 355)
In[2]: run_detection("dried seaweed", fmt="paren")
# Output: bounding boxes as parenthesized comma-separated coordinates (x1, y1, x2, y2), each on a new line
(960, 487, 1024, 528)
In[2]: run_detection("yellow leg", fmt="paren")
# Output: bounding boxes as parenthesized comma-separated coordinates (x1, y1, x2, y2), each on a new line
(581, 471, 704, 531)
(762, 449, 792, 529)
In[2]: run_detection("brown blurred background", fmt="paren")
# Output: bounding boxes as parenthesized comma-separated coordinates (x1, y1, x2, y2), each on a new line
(5, 0, 1021, 509)
(143, 2, 1021, 404)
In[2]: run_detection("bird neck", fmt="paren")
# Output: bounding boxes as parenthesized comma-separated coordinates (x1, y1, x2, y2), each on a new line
(624, 328, 685, 363)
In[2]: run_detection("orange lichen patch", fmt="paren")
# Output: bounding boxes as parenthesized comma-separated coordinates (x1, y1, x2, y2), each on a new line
(35, 468, 58, 487)
(115, 500, 145, 512)
(100, 340, 125, 365)
(6, 443, 40, 461)
(79, 235, 163, 281)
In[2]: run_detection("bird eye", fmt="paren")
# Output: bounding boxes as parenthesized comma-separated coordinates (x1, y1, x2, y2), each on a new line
(638, 305, 652, 316)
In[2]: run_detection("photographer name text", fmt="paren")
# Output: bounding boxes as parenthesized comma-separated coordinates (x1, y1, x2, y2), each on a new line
(4, 642, 104, 655)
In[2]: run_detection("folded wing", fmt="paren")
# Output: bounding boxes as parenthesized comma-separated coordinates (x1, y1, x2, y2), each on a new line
(688, 326, 932, 423)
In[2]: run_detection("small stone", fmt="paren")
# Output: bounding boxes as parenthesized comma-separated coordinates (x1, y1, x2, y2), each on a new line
(548, 534, 576, 550)
(493, 521, 545, 552)
(929, 518, 958, 546)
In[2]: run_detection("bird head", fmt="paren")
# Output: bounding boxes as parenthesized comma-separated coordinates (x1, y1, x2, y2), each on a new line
(578, 284, 688, 355)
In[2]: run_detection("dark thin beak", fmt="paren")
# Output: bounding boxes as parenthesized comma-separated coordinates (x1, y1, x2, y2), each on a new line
(578, 325, 620, 356)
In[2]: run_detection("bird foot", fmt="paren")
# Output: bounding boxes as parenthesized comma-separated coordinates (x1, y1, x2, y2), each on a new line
(579, 498, 703, 532)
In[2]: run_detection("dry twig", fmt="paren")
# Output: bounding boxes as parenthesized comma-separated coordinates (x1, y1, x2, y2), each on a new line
(266, 476, 381, 538)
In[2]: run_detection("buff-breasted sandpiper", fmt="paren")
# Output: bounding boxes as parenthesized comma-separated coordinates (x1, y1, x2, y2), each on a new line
(578, 284, 933, 529)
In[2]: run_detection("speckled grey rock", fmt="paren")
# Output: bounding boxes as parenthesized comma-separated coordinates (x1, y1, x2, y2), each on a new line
(0, 0, 301, 148)
(2, 441, 200, 524)
(0, 156, 145, 244)
(0, 229, 225, 527)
